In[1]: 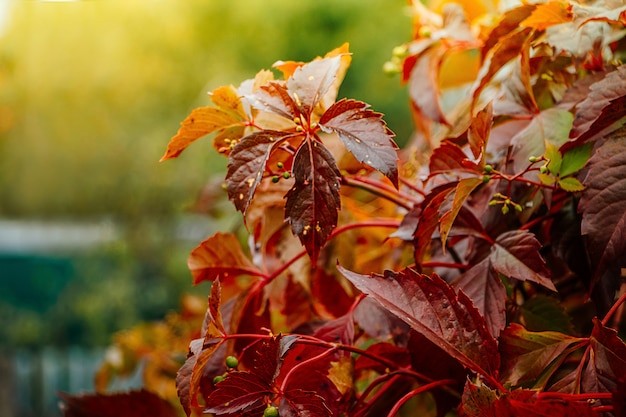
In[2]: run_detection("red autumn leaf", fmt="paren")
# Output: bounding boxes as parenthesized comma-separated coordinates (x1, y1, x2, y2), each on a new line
(460, 381, 597, 417)
(311, 269, 353, 319)
(414, 184, 456, 264)
(187, 232, 263, 285)
(452, 257, 506, 338)
(490, 230, 555, 291)
(286, 55, 343, 114)
(208, 278, 226, 337)
(429, 141, 475, 176)
(279, 389, 333, 417)
(285, 139, 341, 263)
(583, 318, 626, 393)
(353, 296, 409, 341)
(176, 349, 196, 417)
(319, 98, 399, 187)
(338, 266, 500, 377)
(570, 65, 626, 143)
(204, 371, 272, 415)
(59, 389, 178, 417)
(226, 130, 292, 215)
(468, 103, 493, 160)
(354, 342, 411, 374)
(579, 128, 626, 298)
(408, 44, 450, 126)
(499, 324, 584, 388)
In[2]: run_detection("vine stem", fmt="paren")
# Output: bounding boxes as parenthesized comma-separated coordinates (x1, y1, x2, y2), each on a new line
(399, 176, 426, 196)
(279, 345, 338, 392)
(265, 219, 401, 282)
(386, 379, 457, 417)
(601, 288, 626, 326)
(342, 176, 414, 211)
(351, 175, 422, 204)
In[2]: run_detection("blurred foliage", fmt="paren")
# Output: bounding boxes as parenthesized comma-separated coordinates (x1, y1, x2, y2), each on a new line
(0, 0, 410, 220)
(0, 0, 410, 349)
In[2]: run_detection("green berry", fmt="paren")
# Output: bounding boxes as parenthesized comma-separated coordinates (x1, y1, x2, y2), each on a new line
(271, 176, 280, 183)
(529, 156, 538, 163)
(213, 375, 225, 384)
(482, 175, 490, 183)
(501, 205, 510, 215)
(483, 165, 493, 174)
(225, 355, 239, 369)
(283, 172, 291, 179)
(264, 406, 279, 417)
(392, 45, 408, 58)
(540, 166, 548, 174)
(295, 125, 304, 132)
(277, 162, 284, 169)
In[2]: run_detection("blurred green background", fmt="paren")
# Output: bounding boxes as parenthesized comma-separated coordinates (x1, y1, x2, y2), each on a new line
(0, 0, 411, 350)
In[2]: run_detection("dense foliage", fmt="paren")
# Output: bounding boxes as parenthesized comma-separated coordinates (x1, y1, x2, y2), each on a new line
(62, 0, 626, 416)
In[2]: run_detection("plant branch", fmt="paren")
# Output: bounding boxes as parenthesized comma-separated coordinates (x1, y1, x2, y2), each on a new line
(386, 379, 457, 417)
(342, 176, 414, 211)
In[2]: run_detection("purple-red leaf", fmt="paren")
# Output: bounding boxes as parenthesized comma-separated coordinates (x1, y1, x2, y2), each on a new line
(285, 140, 341, 263)
(59, 389, 178, 417)
(570, 65, 626, 143)
(226, 130, 290, 214)
(187, 233, 264, 285)
(579, 128, 626, 300)
(452, 257, 506, 338)
(338, 266, 500, 377)
(247, 81, 297, 120)
(491, 230, 555, 291)
(319, 98, 398, 187)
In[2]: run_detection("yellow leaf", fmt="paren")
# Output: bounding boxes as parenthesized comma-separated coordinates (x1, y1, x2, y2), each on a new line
(328, 356, 353, 395)
(521, 1, 572, 31)
(558, 176, 584, 192)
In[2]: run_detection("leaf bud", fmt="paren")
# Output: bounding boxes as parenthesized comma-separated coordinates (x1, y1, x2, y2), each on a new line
(483, 165, 493, 174)
(392, 45, 408, 58)
(528, 156, 538, 163)
(213, 375, 225, 384)
(418, 25, 432, 38)
(271, 176, 280, 183)
(225, 355, 239, 368)
(264, 406, 279, 417)
(501, 205, 510, 215)
(383, 61, 400, 75)
(283, 172, 291, 179)
(488, 200, 499, 206)
(539, 166, 548, 174)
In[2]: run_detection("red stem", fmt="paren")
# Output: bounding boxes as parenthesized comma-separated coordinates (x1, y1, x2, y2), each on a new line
(602, 289, 626, 326)
(386, 379, 457, 417)
(537, 392, 613, 401)
(422, 261, 470, 270)
(399, 176, 426, 196)
(342, 176, 414, 211)
(352, 175, 422, 204)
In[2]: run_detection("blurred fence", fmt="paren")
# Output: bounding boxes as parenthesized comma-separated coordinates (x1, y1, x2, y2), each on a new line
(0, 347, 141, 417)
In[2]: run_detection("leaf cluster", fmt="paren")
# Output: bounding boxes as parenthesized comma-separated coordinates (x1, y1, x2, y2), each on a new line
(62, 1, 626, 416)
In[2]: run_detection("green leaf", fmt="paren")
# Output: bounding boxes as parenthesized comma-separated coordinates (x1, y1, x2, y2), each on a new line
(544, 141, 562, 175)
(520, 294, 574, 334)
(500, 324, 583, 387)
(559, 143, 592, 177)
(558, 177, 584, 192)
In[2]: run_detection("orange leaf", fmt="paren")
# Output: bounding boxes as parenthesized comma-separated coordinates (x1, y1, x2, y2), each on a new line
(187, 232, 265, 285)
(160, 106, 242, 161)
(521, 1, 572, 31)
(439, 177, 483, 249)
